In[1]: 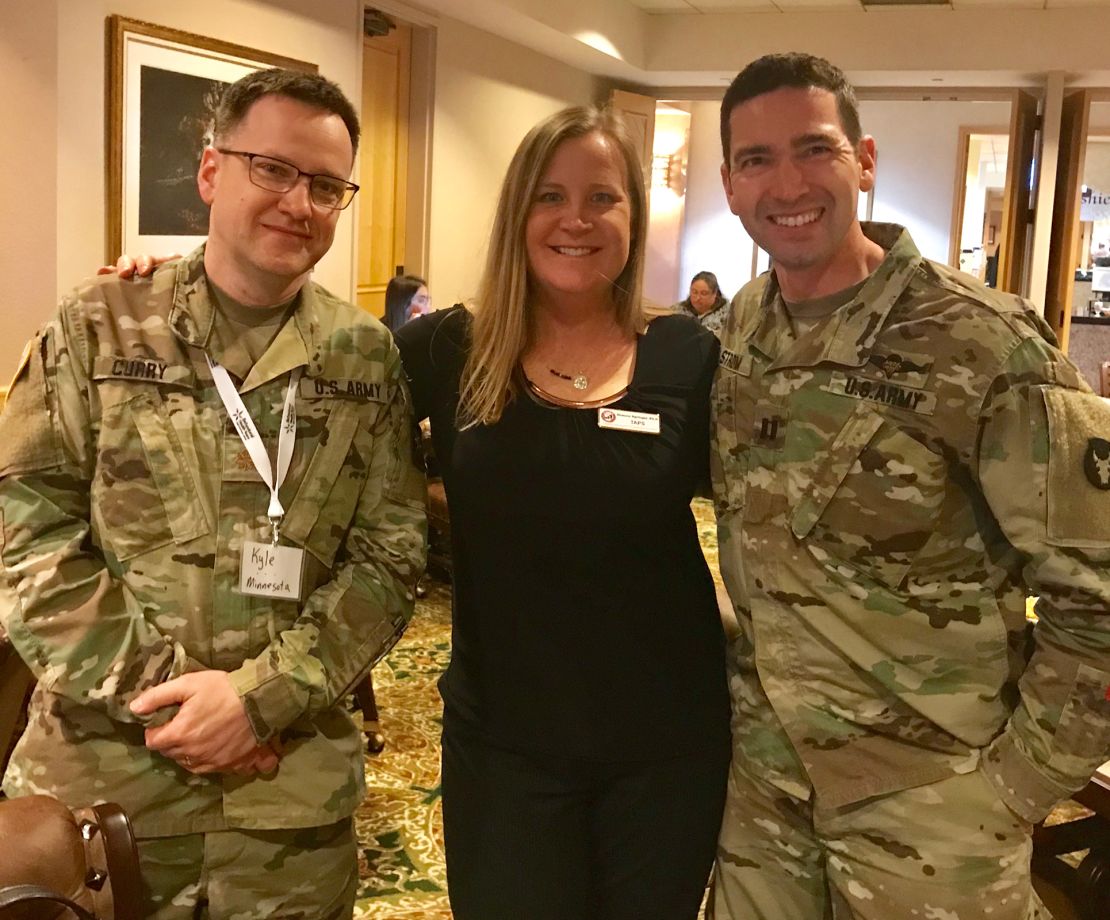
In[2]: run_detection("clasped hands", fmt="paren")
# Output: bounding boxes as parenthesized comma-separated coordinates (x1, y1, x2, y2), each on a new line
(130, 670, 281, 777)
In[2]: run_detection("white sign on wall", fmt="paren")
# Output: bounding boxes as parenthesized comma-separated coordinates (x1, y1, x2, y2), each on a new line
(1081, 186, 1110, 222)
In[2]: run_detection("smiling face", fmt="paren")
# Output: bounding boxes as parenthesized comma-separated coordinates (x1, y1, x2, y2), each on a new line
(721, 86, 876, 288)
(198, 93, 355, 305)
(524, 131, 632, 311)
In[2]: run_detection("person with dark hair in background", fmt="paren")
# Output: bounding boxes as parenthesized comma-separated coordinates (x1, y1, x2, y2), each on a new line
(383, 273, 431, 332)
(710, 50, 1110, 919)
(672, 269, 729, 337)
(0, 67, 425, 919)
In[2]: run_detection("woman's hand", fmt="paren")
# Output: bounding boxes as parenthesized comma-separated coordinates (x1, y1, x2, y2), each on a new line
(96, 253, 179, 279)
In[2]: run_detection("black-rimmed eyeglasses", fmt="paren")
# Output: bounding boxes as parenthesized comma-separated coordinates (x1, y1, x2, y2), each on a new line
(217, 149, 360, 210)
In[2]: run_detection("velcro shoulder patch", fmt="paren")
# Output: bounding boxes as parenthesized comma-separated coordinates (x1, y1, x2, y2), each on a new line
(299, 376, 388, 403)
(0, 332, 61, 474)
(1045, 387, 1110, 544)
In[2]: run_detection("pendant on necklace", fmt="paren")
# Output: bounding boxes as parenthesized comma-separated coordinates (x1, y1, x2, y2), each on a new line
(550, 367, 590, 390)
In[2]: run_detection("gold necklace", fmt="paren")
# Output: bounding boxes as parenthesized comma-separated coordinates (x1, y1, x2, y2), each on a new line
(526, 375, 626, 409)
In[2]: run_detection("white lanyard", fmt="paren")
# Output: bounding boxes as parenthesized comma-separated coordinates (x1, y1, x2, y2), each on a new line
(207, 355, 300, 544)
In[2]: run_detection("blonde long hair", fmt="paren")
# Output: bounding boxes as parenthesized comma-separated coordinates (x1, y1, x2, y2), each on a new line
(458, 106, 649, 428)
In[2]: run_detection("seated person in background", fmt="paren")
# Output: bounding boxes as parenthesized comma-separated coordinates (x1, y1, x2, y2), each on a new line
(384, 273, 431, 332)
(672, 269, 729, 337)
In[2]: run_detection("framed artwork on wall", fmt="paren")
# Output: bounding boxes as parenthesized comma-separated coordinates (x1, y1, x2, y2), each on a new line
(105, 16, 315, 262)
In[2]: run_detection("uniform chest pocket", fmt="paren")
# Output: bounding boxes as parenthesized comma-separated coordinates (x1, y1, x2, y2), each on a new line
(92, 392, 210, 561)
(789, 406, 946, 588)
(282, 402, 373, 568)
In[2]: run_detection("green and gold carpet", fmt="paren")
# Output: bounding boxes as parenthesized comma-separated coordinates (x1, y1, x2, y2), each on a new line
(354, 575, 453, 919)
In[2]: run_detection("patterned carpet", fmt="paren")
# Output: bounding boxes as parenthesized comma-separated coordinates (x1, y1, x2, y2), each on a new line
(354, 576, 453, 919)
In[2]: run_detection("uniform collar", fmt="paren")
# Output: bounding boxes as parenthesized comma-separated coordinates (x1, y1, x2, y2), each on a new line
(168, 243, 324, 392)
(749, 223, 922, 371)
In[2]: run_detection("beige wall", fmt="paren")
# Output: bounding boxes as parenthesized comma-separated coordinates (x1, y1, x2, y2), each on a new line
(0, 0, 59, 375)
(681, 100, 754, 303)
(425, 17, 606, 306)
(863, 100, 1012, 265)
(0, 0, 361, 378)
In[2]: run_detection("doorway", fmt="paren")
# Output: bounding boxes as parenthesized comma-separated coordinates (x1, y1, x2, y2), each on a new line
(951, 131, 1008, 287)
(356, 6, 434, 317)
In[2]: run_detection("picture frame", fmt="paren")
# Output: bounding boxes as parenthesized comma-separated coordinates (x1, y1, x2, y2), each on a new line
(105, 16, 316, 262)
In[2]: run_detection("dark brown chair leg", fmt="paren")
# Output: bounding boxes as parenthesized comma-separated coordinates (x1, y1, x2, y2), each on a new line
(354, 676, 385, 754)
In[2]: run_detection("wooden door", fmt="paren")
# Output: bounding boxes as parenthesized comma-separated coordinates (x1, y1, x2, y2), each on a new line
(357, 25, 411, 317)
(609, 89, 656, 196)
(1045, 90, 1091, 352)
(996, 91, 1039, 295)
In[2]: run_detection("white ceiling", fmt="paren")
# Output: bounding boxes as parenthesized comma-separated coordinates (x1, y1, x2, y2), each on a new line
(402, 0, 1110, 90)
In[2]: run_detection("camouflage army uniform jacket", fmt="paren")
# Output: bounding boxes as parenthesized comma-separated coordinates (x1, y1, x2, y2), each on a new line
(712, 223, 1110, 823)
(0, 247, 426, 836)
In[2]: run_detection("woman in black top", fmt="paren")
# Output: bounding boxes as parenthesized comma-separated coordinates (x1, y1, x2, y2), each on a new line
(396, 106, 729, 920)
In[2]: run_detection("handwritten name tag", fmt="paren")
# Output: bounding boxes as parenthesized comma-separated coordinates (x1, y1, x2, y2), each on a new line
(239, 541, 304, 600)
(597, 407, 661, 435)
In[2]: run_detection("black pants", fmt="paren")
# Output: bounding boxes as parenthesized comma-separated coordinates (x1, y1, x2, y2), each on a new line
(441, 720, 729, 920)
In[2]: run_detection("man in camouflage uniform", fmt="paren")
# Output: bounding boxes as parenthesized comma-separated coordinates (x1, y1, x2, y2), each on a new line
(0, 69, 426, 918)
(709, 53, 1110, 919)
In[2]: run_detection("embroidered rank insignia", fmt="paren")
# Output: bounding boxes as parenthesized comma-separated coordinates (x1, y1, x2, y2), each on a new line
(1084, 437, 1110, 490)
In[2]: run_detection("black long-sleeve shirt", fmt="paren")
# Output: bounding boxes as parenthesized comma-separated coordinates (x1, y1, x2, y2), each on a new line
(396, 307, 729, 761)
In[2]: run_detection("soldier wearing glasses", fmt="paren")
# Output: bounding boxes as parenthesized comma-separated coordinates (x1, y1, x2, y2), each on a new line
(0, 69, 425, 918)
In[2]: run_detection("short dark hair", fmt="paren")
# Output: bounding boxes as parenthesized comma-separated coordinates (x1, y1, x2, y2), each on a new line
(384, 274, 427, 332)
(214, 68, 361, 156)
(720, 53, 861, 163)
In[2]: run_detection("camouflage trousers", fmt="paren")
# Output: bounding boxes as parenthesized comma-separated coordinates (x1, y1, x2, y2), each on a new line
(708, 756, 1050, 920)
(138, 818, 357, 919)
